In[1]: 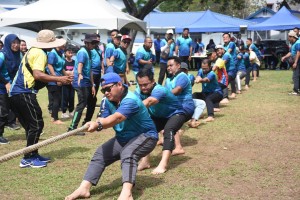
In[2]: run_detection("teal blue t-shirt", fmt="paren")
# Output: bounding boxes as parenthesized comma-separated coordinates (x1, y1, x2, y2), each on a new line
(165, 72, 195, 115)
(135, 84, 184, 119)
(197, 69, 222, 95)
(91, 48, 102, 75)
(0, 52, 10, 94)
(100, 90, 158, 145)
(47, 49, 65, 86)
(176, 36, 192, 56)
(113, 47, 127, 74)
(73, 47, 92, 88)
(133, 46, 154, 72)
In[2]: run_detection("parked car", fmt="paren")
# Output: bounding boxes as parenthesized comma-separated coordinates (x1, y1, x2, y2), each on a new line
(259, 39, 289, 57)
(259, 39, 290, 69)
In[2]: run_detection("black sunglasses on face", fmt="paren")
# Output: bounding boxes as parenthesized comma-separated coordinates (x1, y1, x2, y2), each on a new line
(101, 83, 117, 94)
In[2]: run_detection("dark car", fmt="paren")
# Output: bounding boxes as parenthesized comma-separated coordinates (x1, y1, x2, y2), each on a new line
(260, 39, 289, 56)
(259, 40, 290, 69)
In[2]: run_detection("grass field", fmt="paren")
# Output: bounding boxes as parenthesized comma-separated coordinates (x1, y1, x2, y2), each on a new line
(0, 69, 299, 200)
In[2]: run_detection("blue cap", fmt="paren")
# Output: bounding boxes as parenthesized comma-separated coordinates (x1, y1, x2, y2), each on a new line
(100, 73, 122, 86)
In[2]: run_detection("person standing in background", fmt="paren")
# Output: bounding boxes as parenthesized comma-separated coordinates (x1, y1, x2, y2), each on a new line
(0, 34, 22, 144)
(61, 47, 75, 119)
(133, 37, 155, 76)
(154, 35, 161, 65)
(175, 28, 193, 69)
(10, 30, 73, 168)
(81, 34, 102, 126)
(68, 34, 97, 135)
(20, 39, 28, 56)
(104, 31, 121, 73)
(46, 42, 66, 124)
(158, 29, 175, 85)
(1, 34, 22, 131)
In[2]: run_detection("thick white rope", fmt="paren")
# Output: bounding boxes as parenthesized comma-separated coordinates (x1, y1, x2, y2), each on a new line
(0, 125, 89, 163)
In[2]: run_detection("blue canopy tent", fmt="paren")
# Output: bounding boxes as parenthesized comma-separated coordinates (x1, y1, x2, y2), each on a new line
(248, 6, 300, 31)
(145, 10, 253, 32)
(175, 10, 250, 33)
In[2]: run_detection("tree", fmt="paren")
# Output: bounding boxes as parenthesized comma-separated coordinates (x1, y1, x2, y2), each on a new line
(159, 0, 267, 18)
(20, 0, 38, 4)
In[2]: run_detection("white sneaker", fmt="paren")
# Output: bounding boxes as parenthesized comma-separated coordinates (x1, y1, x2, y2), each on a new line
(69, 111, 74, 117)
(61, 113, 70, 119)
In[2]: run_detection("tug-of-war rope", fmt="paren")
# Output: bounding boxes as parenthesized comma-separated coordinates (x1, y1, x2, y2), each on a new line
(0, 125, 89, 163)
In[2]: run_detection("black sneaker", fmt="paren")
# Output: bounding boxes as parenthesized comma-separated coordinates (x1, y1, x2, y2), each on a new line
(5, 123, 21, 130)
(0, 136, 9, 144)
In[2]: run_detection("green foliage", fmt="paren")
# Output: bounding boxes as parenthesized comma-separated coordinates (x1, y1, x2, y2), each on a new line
(158, 0, 267, 18)
(20, 0, 38, 4)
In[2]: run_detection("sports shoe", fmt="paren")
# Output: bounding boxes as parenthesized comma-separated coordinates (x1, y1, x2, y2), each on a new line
(5, 123, 21, 130)
(61, 113, 70, 119)
(0, 136, 9, 144)
(34, 154, 51, 163)
(19, 157, 47, 168)
(69, 111, 74, 117)
(288, 91, 299, 96)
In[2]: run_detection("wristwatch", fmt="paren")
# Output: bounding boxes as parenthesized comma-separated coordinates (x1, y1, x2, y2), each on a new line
(96, 121, 103, 131)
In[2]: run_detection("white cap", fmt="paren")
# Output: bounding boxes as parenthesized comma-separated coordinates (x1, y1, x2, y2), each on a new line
(215, 45, 224, 50)
(166, 29, 174, 34)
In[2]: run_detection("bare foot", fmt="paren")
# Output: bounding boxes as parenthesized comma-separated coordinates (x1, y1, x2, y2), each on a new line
(118, 192, 133, 200)
(137, 161, 151, 171)
(65, 187, 90, 200)
(53, 120, 65, 125)
(244, 85, 249, 90)
(188, 121, 201, 128)
(178, 129, 184, 136)
(156, 139, 163, 146)
(151, 165, 167, 174)
(229, 93, 236, 99)
(237, 90, 242, 94)
(220, 98, 229, 104)
(118, 194, 133, 200)
(204, 116, 214, 122)
(172, 147, 185, 156)
(214, 108, 221, 112)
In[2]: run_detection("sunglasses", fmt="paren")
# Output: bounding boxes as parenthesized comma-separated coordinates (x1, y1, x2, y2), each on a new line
(101, 83, 117, 94)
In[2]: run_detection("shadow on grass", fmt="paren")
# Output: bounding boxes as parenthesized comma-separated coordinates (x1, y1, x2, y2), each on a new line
(181, 135, 198, 147)
(6, 130, 25, 141)
(46, 146, 90, 160)
(91, 175, 163, 199)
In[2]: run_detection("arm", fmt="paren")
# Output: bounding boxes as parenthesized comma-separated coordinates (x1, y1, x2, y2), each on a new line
(108, 55, 115, 67)
(198, 77, 210, 83)
(47, 64, 56, 76)
(138, 58, 152, 65)
(195, 76, 202, 83)
(86, 112, 127, 132)
(281, 52, 291, 62)
(33, 70, 72, 84)
(171, 86, 183, 95)
(143, 97, 159, 108)
(77, 62, 84, 86)
(126, 60, 130, 74)
(90, 71, 95, 96)
(175, 43, 179, 56)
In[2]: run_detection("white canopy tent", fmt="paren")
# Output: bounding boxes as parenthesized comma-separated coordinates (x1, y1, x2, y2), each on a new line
(0, 0, 146, 32)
